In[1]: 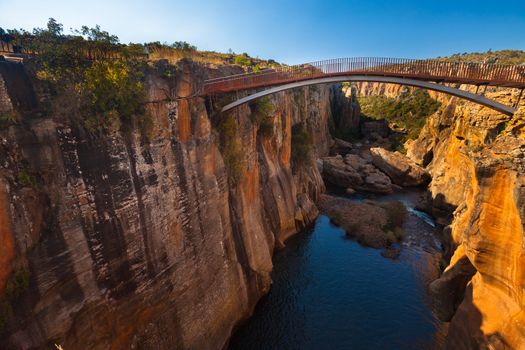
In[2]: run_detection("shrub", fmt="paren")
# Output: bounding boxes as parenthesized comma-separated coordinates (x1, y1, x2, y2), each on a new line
(234, 53, 252, 66)
(17, 167, 38, 188)
(395, 143, 407, 155)
(249, 97, 275, 138)
(82, 58, 146, 132)
(384, 230, 397, 245)
(291, 123, 313, 169)
(381, 201, 407, 234)
(250, 97, 273, 121)
(393, 227, 405, 241)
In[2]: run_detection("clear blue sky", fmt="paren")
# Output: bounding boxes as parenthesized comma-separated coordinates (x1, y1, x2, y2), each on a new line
(1, 0, 524, 64)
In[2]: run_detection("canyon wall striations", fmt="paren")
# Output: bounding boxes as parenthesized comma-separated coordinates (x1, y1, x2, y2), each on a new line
(1, 58, 523, 349)
(0, 60, 351, 349)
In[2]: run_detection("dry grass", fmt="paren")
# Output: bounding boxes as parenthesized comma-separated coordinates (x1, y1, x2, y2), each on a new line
(148, 47, 233, 65)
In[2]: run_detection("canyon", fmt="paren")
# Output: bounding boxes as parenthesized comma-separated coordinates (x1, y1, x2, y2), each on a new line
(0, 53, 524, 350)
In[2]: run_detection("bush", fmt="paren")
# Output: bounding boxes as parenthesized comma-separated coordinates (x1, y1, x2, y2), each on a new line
(291, 123, 313, 169)
(82, 59, 146, 132)
(381, 201, 407, 235)
(234, 53, 252, 66)
(395, 143, 407, 155)
(17, 167, 38, 188)
(393, 227, 405, 241)
(249, 97, 274, 138)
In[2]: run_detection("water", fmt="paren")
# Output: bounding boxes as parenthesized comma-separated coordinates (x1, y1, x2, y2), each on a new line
(228, 191, 446, 350)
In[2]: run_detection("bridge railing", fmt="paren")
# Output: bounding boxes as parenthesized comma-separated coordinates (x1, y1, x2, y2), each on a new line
(203, 57, 525, 94)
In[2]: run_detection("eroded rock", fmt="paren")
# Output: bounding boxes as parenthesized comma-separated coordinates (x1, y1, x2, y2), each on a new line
(317, 194, 405, 249)
(370, 147, 431, 187)
(321, 154, 393, 193)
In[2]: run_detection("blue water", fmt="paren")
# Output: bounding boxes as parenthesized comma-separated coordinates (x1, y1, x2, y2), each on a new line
(228, 199, 445, 350)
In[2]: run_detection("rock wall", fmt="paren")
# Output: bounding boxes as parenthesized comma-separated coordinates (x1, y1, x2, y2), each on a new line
(407, 86, 525, 349)
(0, 60, 345, 349)
(350, 79, 524, 348)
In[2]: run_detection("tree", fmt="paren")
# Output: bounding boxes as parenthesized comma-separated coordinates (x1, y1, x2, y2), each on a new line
(73, 25, 119, 44)
(46, 18, 63, 36)
(170, 41, 196, 51)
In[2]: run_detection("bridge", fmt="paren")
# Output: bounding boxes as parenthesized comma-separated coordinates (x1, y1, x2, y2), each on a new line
(203, 58, 525, 116)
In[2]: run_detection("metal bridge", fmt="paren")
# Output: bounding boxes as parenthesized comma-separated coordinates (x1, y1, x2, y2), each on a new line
(203, 58, 525, 115)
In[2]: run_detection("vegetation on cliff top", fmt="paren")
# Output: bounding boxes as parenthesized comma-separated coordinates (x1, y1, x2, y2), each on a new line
(358, 89, 441, 141)
(437, 50, 525, 65)
(1, 19, 150, 135)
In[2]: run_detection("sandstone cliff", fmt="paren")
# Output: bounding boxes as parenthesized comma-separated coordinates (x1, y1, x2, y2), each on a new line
(0, 59, 347, 349)
(407, 86, 525, 349)
(352, 78, 525, 348)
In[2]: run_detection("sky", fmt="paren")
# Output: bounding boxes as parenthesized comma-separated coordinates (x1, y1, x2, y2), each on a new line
(1, 0, 524, 64)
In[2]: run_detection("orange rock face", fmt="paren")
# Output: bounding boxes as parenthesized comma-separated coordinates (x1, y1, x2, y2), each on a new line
(407, 85, 525, 349)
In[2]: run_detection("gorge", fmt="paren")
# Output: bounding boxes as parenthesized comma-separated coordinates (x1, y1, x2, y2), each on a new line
(0, 25, 524, 349)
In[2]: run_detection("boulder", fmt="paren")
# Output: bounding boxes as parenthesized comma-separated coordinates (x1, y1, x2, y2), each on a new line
(331, 138, 353, 155)
(370, 147, 431, 187)
(321, 155, 393, 193)
(321, 157, 363, 188)
(362, 165, 393, 194)
(344, 154, 368, 169)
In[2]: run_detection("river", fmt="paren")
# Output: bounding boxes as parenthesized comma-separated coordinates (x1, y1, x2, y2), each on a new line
(228, 190, 447, 350)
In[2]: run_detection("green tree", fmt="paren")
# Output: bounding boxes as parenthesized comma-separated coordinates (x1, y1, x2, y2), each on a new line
(82, 59, 145, 131)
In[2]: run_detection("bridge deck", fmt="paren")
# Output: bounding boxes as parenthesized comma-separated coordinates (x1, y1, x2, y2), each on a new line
(203, 57, 525, 94)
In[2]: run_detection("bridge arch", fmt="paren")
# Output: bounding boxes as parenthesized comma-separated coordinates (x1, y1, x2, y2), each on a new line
(220, 75, 516, 116)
